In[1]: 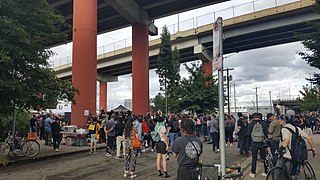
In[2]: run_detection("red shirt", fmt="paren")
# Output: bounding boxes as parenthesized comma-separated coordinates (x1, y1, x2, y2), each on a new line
(142, 121, 149, 133)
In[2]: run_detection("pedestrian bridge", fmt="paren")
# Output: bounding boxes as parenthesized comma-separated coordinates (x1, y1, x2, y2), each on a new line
(53, 0, 318, 79)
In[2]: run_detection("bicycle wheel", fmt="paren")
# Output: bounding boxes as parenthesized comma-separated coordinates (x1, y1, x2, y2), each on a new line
(11, 143, 24, 157)
(22, 140, 40, 157)
(300, 162, 316, 180)
(265, 151, 273, 172)
(266, 167, 289, 180)
(0, 142, 10, 156)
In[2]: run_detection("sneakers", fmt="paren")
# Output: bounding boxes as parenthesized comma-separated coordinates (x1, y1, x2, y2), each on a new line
(226, 143, 229, 146)
(157, 170, 163, 176)
(105, 152, 112, 157)
(249, 173, 255, 178)
(54, 149, 60, 152)
(130, 172, 137, 179)
(217, 149, 220, 152)
(230, 144, 233, 147)
(262, 172, 267, 177)
(124, 171, 129, 177)
(163, 172, 170, 178)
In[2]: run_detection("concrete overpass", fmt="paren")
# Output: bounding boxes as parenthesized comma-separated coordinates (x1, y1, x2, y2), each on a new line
(53, 0, 318, 79)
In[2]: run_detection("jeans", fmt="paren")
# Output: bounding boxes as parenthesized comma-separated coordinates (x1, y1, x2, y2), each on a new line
(269, 139, 280, 165)
(177, 167, 200, 180)
(53, 139, 61, 150)
(238, 135, 249, 154)
(210, 132, 219, 151)
(116, 135, 126, 157)
(251, 142, 267, 174)
(169, 132, 179, 152)
(45, 131, 52, 145)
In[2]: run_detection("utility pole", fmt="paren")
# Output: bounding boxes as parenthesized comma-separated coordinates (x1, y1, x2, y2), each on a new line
(253, 87, 260, 113)
(233, 82, 236, 114)
(224, 68, 234, 115)
(269, 91, 272, 113)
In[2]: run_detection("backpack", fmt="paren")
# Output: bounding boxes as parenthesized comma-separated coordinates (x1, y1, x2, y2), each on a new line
(251, 122, 265, 142)
(284, 126, 308, 163)
(132, 134, 142, 149)
(171, 121, 180, 132)
(150, 126, 161, 142)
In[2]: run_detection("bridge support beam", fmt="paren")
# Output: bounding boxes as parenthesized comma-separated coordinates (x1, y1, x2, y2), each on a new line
(203, 61, 213, 76)
(71, 0, 97, 126)
(99, 82, 107, 112)
(132, 23, 149, 115)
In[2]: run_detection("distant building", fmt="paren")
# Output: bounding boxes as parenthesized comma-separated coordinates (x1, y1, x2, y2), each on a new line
(124, 99, 132, 110)
(272, 99, 299, 115)
(247, 106, 273, 115)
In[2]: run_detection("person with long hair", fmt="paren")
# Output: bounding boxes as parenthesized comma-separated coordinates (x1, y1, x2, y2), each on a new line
(172, 118, 203, 180)
(123, 117, 139, 178)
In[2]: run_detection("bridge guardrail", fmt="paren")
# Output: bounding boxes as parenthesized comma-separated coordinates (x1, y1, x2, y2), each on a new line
(51, 0, 302, 69)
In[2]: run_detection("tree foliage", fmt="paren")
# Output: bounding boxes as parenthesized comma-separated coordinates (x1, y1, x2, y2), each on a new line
(155, 25, 180, 112)
(178, 62, 219, 114)
(0, 0, 77, 115)
(297, 86, 320, 112)
(297, 0, 320, 69)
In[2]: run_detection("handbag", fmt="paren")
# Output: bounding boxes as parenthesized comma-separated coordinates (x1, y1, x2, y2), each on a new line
(132, 134, 142, 149)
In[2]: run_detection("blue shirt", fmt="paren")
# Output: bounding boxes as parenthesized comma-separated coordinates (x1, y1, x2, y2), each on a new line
(44, 117, 53, 132)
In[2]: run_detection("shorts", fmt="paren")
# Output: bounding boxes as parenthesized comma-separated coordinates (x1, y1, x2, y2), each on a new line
(156, 141, 167, 154)
(90, 134, 97, 143)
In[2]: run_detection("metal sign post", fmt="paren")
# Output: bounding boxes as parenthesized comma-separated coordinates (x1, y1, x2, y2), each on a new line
(213, 17, 226, 177)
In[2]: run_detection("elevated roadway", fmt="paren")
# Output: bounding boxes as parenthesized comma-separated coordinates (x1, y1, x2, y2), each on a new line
(53, 0, 318, 79)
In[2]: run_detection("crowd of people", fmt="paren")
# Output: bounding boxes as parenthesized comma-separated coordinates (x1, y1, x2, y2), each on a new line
(29, 110, 319, 179)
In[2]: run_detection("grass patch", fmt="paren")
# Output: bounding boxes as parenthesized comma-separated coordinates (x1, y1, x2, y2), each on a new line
(0, 155, 9, 166)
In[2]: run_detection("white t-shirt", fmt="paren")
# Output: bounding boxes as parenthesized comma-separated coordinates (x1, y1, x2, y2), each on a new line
(157, 125, 167, 142)
(281, 124, 309, 159)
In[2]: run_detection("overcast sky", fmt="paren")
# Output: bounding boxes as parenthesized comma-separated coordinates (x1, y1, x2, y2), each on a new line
(49, 0, 318, 110)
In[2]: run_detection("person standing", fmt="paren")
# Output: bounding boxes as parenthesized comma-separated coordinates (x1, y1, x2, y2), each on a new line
(209, 114, 219, 153)
(104, 114, 116, 157)
(123, 117, 139, 178)
(172, 118, 203, 180)
(115, 116, 126, 159)
(267, 113, 281, 165)
(248, 113, 268, 178)
(88, 118, 100, 154)
(29, 115, 38, 133)
(224, 114, 235, 146)
(168, 114, 180, 153)
(44, 114, 53, 146)
(51, 116, 62, 152)
(155, 115, 170, 178)
(237, 112, 249, 155)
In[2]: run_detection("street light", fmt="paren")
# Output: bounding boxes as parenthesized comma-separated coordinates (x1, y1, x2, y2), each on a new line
(288, 81, 295, 100)
(251, 101, 255, 112)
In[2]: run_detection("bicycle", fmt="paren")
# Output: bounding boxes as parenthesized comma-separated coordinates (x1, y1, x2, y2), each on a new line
(0, 131, 40, 158)
(263, 139, 274, 172)
(266, 149, 316, 180)
(201, 163, 243, 180)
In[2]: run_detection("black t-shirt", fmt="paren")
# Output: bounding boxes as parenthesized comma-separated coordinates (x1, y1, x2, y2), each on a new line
(115, 121, 125, 137)
(172, 135, 203, 170)
(168, 120, 180, 133)
(30, 118, 37, 127)
(237, 117, 249, 136)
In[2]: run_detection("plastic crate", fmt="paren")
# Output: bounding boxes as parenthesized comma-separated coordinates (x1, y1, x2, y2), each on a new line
(28, 132, 37, 140)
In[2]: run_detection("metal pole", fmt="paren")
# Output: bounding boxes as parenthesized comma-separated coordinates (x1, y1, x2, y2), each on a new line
(289, 83, 291, 100)
(269, 91, 272, 113)
(234, 83, 236, 114)
(254, 87, 259, 113)
(217, 17, 226, 177)
(12, 102, 16, 136)
(177, 14, 180, 31)
(227, 71, 230, 115)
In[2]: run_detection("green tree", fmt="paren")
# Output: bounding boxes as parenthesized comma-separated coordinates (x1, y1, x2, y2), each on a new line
(156, 26, 180, 114)
(297, 0, 320, 69)
(297, 86, 320, 112)
(178, 62, 219, 114)
(0, 0, 77, 116)
(150, 93, 166, 113)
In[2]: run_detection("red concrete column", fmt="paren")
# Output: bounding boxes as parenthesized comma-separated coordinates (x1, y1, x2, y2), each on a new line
(132, 23, 149, 116)
(203, 61, 213, 77)
(99, 81, 107, 111)
(71, 0, 97, 126)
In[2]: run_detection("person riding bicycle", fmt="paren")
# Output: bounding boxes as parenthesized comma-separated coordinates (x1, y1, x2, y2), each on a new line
(277, 114, 316, 176)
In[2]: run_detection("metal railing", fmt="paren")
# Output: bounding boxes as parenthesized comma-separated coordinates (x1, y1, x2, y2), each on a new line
(50, 0, 301, 68)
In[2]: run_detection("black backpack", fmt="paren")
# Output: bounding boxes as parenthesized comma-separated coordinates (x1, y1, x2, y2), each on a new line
(171, 120, 180, 132)
(284, 126, 308, 163)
